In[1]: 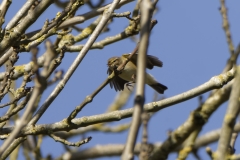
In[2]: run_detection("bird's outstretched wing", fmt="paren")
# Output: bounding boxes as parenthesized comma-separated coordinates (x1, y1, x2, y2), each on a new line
(107, 68, 129, 91)
(122, 54, 163, 69)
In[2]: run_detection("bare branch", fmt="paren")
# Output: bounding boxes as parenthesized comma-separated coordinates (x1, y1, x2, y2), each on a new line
(122, 0, 153, 159)
(0, 0, 53, 54)
(6, 0, 36, 30)
(0, 68, 234, 137)
(49, 133, 92, 147)
(149, 68, 235, 160)
(0, 137, 26, 160)
(29, 0, 122, 126)
(219, 0, 235, 55)
(216, 66, 240, 160)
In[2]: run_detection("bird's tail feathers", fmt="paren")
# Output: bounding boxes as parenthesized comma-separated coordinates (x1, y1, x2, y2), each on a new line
(149, 83, 168, 94)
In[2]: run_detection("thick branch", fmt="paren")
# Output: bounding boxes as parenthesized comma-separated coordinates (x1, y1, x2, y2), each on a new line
(0, 68, 234, 137)
(122, 0, 152, 159)
(216, 66, 240, 159)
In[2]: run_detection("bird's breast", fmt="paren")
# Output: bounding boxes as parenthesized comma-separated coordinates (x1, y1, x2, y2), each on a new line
(119, 62, 137, 82)
(118, 63, 158, 85)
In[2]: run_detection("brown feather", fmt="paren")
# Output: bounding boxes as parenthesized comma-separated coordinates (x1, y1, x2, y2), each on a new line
(107, 54, 167, 94)
(107, 68, 128, 91)
(122, 54, 163, 69)
(149, 83, 168, 94)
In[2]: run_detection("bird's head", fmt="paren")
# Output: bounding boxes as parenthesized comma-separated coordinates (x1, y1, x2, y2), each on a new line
(107, 57, 121, 70)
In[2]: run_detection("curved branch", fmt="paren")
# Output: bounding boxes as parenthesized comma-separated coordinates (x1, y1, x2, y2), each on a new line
(0, 68, 235, 137)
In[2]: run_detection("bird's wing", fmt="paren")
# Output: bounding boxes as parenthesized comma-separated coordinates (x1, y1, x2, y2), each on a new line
(107, 68, 128, 91)
(122, 54, 163, 69)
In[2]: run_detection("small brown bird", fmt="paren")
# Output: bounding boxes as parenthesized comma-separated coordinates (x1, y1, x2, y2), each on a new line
(107, 54, 167, 94)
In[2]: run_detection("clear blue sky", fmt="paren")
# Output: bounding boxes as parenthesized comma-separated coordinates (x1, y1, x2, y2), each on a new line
(1, 0, 240, 160)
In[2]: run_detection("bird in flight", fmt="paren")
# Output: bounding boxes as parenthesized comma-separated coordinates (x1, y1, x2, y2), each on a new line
(107, 53, 167, 94)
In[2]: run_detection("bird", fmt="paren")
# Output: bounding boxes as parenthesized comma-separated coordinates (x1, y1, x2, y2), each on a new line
(107, 53, 168, 94)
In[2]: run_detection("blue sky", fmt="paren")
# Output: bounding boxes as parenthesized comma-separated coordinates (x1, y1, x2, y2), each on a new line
(1, 0, 240, 160)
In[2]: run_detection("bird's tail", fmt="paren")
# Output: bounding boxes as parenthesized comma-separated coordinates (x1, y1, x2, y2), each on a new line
(149, 83, 168, 94)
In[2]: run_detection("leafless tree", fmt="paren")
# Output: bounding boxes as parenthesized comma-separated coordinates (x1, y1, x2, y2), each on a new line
(0, 0, 238, 160)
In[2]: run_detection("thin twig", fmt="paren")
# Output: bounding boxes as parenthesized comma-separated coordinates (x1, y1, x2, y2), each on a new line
(219, 0, 235, 55)
(0, 0, 11, 28)
(49, 134, 91, 147)
(0, 90, 32, 123)
(139, 113, 151, 160)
